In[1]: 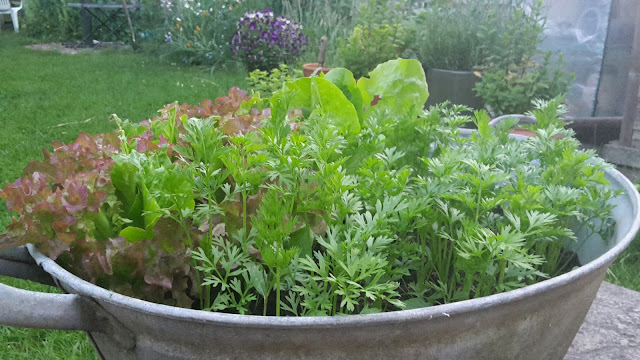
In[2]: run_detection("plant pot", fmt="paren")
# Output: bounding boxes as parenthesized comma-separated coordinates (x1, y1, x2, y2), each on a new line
(425, 68, 484, 110)
(1, 136, 638, 360)
(303, 63, 332, 77)
(488, 114, 564, 138)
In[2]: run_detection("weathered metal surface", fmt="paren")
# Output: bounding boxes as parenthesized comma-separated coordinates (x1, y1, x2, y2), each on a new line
(0, 246, 56, 286)
(0, 283, 96, 331)
(0, 166, 639, 360)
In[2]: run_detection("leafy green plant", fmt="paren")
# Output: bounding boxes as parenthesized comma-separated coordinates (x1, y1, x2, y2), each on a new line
(474, 0, 574, 115)
(407, 1, 496, 71)
(0, 59, 617, 317)
(247, 64, 301, 96)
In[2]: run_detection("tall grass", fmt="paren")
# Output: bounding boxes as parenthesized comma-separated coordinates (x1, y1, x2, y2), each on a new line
(607, 234, 640, 291)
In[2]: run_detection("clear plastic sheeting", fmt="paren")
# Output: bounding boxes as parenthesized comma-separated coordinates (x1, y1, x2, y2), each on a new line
(540, 0, 612, 117)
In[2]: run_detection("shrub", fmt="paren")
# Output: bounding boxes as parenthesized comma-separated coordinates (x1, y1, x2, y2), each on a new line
(230, 9, 308, 71)
(22, 0, 81, 41)
(475, 53, 574, 116)
(474, 0, 574, 115)
(335, 0, 411, 78)
(407, 1, 495, 72)
(337, 24, 408, 79)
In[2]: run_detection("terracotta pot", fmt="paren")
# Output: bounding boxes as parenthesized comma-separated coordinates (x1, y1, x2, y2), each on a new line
(510, 128, 538, 137)
(303, 63, 332, 77)
(489, 115, 564, 139)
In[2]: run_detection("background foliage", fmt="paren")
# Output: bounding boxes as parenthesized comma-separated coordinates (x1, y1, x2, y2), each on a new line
(21, 0, 82, 41)
(335, 0, 412, 78)
(281, 0, 359, 66)
(473, 0, 574, 115)
(408, 0, 493, 71)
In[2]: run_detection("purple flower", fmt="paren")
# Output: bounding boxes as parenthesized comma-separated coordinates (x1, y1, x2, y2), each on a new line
(165, 36, 172, 42)
(230, 9, 308, 70)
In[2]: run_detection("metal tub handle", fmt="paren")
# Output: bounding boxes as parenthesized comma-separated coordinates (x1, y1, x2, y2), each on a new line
(0, 246, 136, 350)
(0, 246, 57, 286)
(0, 281, 99, 331)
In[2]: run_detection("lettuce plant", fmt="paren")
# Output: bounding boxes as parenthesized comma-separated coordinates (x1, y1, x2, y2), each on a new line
(0, 59, 617, 316)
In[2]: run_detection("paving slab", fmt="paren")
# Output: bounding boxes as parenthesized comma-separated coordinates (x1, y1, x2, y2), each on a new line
(565, 282, 640, 359)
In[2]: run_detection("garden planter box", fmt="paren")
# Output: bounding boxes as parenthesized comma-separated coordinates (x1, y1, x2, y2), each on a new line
(425, 68, 484, 110)
(0, 144, 638, 360)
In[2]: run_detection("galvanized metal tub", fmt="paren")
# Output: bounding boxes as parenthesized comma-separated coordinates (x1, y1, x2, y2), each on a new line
(1, 166, 639, 360)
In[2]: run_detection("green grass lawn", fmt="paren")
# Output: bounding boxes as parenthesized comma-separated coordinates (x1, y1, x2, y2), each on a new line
(0, 32, 247, 359)
(606, 233, 640, 290)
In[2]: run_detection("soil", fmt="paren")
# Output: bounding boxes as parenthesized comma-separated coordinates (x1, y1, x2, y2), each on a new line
(26, 42, 127, 55)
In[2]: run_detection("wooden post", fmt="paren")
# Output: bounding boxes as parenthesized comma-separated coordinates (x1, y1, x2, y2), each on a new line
(121, 0, 138, 50)
(318, 36, 328, 69)
(619, 2, 640, 146)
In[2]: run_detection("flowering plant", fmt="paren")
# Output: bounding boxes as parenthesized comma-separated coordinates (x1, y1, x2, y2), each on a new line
(230, 9, 308, 71)
(161, 0, 248, 65)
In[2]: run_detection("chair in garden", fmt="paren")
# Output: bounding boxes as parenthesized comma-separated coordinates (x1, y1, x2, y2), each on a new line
(0, 0, 23, 32)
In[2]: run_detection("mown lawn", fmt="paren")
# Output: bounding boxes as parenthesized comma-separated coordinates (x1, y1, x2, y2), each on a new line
(606, 231, 640, 291)
(0, 32, 247, 359)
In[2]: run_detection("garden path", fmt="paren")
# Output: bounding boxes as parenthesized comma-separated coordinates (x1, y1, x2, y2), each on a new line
(566, 282, 640, 359)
